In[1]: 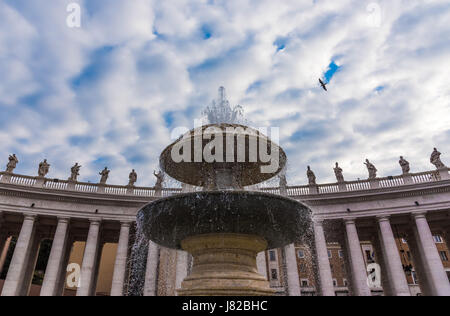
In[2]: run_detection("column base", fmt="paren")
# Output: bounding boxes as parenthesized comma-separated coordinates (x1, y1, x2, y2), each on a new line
(177, 233, 275, 296)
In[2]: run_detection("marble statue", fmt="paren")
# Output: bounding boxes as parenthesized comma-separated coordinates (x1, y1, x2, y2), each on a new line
(128, 169, 138, 187)
(154, 170, 164, 189)
(279, 169, 288, 195)
(99, 167, 110, 184)
(334, 162, 344, 182)
(399, 156, 410, 174)
(364, 159, 377, 179)
(69, 163, 81, 182)
(6, 154, 19, 173)
(38, 159, 50, 177)
(430, 148, 446, 169)
(307, 166, 316, 185)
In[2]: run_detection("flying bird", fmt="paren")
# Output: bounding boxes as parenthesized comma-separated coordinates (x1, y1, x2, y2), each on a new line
(319, 78, 328, 91)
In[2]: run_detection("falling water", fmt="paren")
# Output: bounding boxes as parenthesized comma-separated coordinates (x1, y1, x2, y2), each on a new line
(127, 213, 149, 296)
(202, 87, 246, 125)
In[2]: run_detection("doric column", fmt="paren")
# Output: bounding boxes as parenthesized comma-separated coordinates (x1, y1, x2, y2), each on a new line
(175, 250, 189, 291)
(110, 222, 131, 296)
(0, 236, 12, 276)
(143, 241, 160, 296)
(41, 217, 71, 296)
(284, 243, 301, 296)
(344, 219, 371, 296)
(76, 219, 102, 296)
(1, 214, 37, 296)
(20, 233, 41, 296)
(313, 220, 335, 296)
(376, 216, 410, 296)
(370, 232, 393, 296)
(256, 251, 268, 279)
(412, 213, 450, 296)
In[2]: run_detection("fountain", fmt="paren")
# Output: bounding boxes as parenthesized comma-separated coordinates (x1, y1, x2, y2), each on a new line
(132, 88, 312, 296)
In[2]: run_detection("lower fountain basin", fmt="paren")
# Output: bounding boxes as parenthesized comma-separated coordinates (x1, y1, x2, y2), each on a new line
(137, 190, 311, 250)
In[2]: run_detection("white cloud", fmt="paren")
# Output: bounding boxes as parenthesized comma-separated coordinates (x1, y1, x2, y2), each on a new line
(0, 0, 449, 186)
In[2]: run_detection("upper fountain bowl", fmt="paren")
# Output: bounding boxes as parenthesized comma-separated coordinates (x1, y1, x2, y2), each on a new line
(160, 123, 287, 189)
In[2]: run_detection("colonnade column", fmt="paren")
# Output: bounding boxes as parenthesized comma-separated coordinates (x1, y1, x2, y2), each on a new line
(376, 216, 410, 296)
(344, 219, 371, 296)
(175, 250, 189, 291)
(256, 251, 268, 279)
(0, 236, 12, 276)
(283, 243, 301, 296)
(77, 219, 102, 296)
(313, 220, 335, 296)
(41, 217, 71, 296)
(412, 213, 450, 296)
(143, 241, 160, 296)
(111, 221, 131, 296)
(1, 214, 37, 296)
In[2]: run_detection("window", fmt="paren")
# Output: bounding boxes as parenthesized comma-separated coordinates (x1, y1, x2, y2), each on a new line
(297, 250, 305, 259)
(411, 271, 419, 285)
(338, 250, 344, 258)
(343, 279, 348, 287)
(299, 263, 306, 273)
(365, 250, 374, 262)
(327, 250, 332, 258)
(333, 279, 338, 287)
(433, 235, 443, 243)
(271, 269, 278, 280)
(300, 279, 309, 288)
(439, 251, 449, 262)
(269, 250, 276, 262)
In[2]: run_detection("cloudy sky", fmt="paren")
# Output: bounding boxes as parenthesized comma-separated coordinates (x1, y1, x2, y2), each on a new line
(0, 0, 449, 187)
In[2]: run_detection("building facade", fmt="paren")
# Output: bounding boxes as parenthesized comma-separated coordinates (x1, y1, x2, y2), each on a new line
(0, 164, 449, 296)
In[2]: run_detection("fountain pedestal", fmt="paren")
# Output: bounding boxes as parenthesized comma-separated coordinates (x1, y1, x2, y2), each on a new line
(177, 233, 275, 296)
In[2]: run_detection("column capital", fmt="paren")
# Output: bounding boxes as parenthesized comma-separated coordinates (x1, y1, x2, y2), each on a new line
(120, 221, 133, 227)
(23, 213, 37, 221)
(313, 218, 325, 226)
(376, 215, 391, 222)
(344, 218, 357, 225)
(57, 217, 71, 223)
(88, 218, 102, 225)
(412, 212, 427, 220)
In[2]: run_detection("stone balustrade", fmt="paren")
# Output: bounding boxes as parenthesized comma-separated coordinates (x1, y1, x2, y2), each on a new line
(0, 167, 448, 198)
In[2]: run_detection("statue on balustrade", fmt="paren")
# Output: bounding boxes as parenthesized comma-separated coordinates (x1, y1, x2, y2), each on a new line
(334, 162, 344, 182)
(128, 169, 138, 187)
(6, 154, 19, 173)
(99, 167, 110, 184)
(307, 166, 317, 185)
(279, 169, 288, 195)
(38, 159, 50, 177)
(69, 163, 81, 182)
(430, 148, 446, 169)
(399, 156, 410, 174)
(154, 170, 164, 196)
(364, 159, 377, 179)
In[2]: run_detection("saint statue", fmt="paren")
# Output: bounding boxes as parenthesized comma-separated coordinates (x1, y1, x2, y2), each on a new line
(69, 163, 81, 182)
(99, 167, 110, 184)
(364, 159, 377, 179)
(128, 169, 138, 187)
(307, 166, 317, 185)
(38, 159, 50, 177)
(334, 162, 344, 182)
(430, 148, 446, 169)
(399, 156, 410, 174)
(6, 154, 19, 173)
(153, 170, 164, 190)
